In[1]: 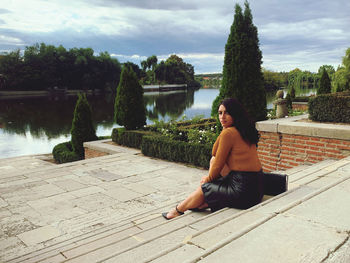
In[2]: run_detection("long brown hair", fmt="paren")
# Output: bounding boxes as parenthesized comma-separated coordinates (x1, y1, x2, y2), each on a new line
(220, 98, 259, 145)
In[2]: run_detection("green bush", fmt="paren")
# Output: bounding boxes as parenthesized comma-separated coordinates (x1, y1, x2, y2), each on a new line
(52, 141, 80, 164)
(71, 93, 97, 158)
(141, 135, 212, 169)
(308, 92, 350, 123)
(111, 128, 157, 149)
(114, 65, 146, 130)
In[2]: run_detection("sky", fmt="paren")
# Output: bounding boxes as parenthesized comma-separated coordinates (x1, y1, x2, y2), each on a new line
(0, 0, 349, 74)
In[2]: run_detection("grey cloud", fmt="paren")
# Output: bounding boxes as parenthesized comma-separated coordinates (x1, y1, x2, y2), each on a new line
(89, 0, 198, 10)
(0, 8, 11, 14)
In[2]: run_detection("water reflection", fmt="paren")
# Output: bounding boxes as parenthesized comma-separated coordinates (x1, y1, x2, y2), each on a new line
(0, 95, 116, 139)
(0, 87, 316, 158)
(144, 89, 195, 122)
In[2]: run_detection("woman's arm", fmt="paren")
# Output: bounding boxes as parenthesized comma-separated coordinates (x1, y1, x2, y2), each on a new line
(207, 129, 234, 181)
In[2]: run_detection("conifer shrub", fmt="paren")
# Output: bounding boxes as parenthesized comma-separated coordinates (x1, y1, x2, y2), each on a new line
(212, 2, 266, 123)
(114, 65, 146, 130)
(308, 91, 350, 123)
(70, 93, 97, 159)
(52, 141, 80, 164)
(318, 69, 331, 95)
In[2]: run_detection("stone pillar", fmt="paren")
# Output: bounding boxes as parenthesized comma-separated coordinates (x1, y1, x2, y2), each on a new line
(273, 90, 288, 118)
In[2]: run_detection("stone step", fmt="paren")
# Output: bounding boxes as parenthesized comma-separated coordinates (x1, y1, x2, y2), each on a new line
(7, 199, 217, 263)
(4, 156, 350, 263)
(6, 200, 183, 263)
(184, 172, 350, 262)
(20, 158, 349, 263)
(271, 159, 339, 190)
(142, 159, 350, 263)
(2, 150, 206, 262)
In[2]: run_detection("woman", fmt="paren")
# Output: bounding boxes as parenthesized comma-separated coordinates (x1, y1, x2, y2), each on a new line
(162, 98, 264, 220)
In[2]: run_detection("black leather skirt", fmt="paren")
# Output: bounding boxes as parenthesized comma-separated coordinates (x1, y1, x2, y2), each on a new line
(201, 170, 264, 212)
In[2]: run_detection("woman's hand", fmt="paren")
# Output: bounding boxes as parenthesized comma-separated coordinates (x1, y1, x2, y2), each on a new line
(200, 176, 210, 185)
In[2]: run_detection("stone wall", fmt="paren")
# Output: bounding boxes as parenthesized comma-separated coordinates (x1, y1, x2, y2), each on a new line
(256, 115, 350, 172)
(292, 102, 308, 111)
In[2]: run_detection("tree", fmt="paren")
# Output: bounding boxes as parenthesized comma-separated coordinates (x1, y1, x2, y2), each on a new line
(147, 55, 158, 70)
(154, 55, 199, 87)
(318, 65, 335, 75)
(211, 1, 266, 122)
(114, 65, 146, 130)
(70, 93, 97, 159)
(318, 69, 331, 94)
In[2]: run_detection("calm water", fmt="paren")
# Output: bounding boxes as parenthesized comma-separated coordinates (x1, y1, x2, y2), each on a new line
(0, 88, 315, 159)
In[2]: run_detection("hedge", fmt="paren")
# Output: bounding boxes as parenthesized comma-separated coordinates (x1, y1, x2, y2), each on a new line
(308, 92, 350, 123)
(293, 96, 310, 102)
(52, 141, 81, 164)
(111, 128, 157, 149)
(141, 135, 212, 169)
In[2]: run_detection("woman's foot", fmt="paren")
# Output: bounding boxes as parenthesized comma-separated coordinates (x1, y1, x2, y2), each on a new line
(162, 205, 184, 220)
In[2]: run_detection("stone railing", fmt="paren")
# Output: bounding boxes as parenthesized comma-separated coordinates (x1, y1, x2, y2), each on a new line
(256, 114, 350, 171)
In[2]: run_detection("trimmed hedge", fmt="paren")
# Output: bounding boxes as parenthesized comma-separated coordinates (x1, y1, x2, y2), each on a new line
(52, 141, 80, 164)
(141, 135, 212, 169)
(293, 96, 310, 102)
(308, 92, 350, 123)
(111, 128, 157, 149)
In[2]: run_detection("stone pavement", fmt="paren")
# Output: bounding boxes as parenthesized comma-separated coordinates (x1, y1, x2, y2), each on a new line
(0, 140, 350, 262)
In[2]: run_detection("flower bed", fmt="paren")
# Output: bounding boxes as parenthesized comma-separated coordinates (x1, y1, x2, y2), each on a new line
(111, 117, 217, 168)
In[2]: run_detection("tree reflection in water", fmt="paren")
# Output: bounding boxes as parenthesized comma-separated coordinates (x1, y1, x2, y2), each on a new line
(0, 89, 196, 139)
(0, 94, 115, 139)
(144, 89, 195, 122)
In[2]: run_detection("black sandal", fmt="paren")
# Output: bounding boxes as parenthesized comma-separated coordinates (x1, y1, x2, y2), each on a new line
(162, 205, 184, 220)
(189, 207, 208, 212)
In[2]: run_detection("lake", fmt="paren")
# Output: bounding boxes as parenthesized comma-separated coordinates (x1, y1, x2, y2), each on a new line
(0, 87, 315, 159)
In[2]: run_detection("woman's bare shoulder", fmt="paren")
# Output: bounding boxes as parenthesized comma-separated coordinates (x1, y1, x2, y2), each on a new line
(221, 127, 239, 138)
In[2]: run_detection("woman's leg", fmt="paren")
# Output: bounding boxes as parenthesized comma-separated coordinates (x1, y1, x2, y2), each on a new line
(165, 157, 231, 219)
(165, 186, 206, 219)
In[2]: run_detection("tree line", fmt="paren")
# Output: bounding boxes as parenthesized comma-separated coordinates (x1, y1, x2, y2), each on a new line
(195, 51, 350, 94)
(0, 43, 121, 91)
(0, 44, 200, 91)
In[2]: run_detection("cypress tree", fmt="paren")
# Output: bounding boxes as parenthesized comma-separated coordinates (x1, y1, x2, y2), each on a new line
(70, 93, 97, 159)
(318, 69, 331, 94)
(211, 1, 266, 122)
(115, 65, 146, 130)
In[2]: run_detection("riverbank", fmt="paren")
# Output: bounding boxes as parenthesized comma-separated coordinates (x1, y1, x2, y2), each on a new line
(0, 89, 102, 100)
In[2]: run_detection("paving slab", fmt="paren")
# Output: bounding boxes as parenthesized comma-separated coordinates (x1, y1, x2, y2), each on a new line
(103, 227, 198, 263)
(104, 186, 144, 202)
(88, 169, 123, 181)
(323, 237, 350, 263)
(17, 225, 61, 246)
(149, 244, 203, 263)
(286, 178, 350, 231)
(190, 210, 271, 249)
(49, 179, 87, 191)
(198, 214, 348, 263)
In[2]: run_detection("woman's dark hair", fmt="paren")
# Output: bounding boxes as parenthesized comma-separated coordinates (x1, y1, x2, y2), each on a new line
(219, 98, 259, 145)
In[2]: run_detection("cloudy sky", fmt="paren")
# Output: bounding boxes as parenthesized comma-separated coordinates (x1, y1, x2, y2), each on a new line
(0, 0, 349, 74)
